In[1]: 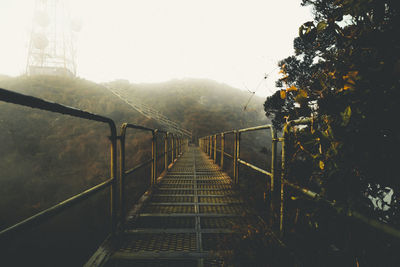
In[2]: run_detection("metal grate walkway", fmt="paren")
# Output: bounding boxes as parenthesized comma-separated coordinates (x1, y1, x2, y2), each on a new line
(102, 146, 263, 267)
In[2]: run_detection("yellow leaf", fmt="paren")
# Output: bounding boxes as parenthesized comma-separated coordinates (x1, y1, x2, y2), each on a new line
(346, 78, 355, 85)
(287, 85, 298, 92)
(299, 89, 308, 97)
(319, 160, 325, 170)
(280, 90, 286, 99)
(343, 71, 358, 84)
(348, 71, 358, 79)
(343, 84, 354, 90)
(279, 64, 286, 74)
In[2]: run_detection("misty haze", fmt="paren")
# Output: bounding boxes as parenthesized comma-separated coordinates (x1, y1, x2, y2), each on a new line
(1, 0, 399, 266)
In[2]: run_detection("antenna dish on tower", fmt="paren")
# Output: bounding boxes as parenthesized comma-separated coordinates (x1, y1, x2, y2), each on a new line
(27, 0, 80, 77)
(32, 32, 49, 49)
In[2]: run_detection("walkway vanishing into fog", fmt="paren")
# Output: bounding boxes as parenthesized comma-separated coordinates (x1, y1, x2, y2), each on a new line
(87, 146, 265, 267)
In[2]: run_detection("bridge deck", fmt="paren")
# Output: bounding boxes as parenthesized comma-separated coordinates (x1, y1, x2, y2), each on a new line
(101, 146, 264, 267)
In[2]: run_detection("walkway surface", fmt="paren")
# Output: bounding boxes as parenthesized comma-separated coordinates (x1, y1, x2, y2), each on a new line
(100, 146, 263, 267)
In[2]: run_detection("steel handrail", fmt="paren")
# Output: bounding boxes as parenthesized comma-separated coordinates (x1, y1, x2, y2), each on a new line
(119, 124, 188, 223)
(0, 88, 118, 238)
(199, 118, 400, 241)
(0, 88, 189, 241)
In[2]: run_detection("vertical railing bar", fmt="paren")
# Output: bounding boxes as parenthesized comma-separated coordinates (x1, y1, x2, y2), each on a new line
(280, 128, 286, 237)
(213, 135, 217, 163)
(233, 131, 238, 184)
(270, 127, 278, 227)
(221, 133, 224, 169)
(172, 134, 175, 162)
(109, 124, 118, 236)
(119, 125, 126, 227)
(165, 132, 168, 171)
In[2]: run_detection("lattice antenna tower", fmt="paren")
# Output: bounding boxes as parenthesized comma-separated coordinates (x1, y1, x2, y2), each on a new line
(26, 0, 81, 77)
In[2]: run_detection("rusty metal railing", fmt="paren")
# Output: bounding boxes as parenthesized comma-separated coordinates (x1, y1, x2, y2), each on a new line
(199, 126, 278, 216)
(119, 124, 187, 223)
(199, 119, 400, 240)
(0, 88, 188, 240)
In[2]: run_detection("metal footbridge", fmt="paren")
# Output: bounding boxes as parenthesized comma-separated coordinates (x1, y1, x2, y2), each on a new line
(1, 87, 399, 266)
(87, 146, 264, 266)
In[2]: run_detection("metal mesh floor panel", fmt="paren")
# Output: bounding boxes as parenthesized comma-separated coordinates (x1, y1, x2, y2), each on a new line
(142, 205, 195, 214)
(119, 233, 197, 252)
(128, 217, 195, 229)
(101, 147, 265, 266)
(199, 205, 246, 214)
(156, 189, 194, 195)
(151, 196, 194, 203)
(199, 196, 242, 204)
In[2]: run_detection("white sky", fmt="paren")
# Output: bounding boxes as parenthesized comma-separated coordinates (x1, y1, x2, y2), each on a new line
(0, 0, 313, 96)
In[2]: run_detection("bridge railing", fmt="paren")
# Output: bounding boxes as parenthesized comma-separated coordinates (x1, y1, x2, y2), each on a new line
(199, 120, 400, 240)
(0, 88, 188, 240)
(119, 124, 187, 223)
(199, 125, 278, 217)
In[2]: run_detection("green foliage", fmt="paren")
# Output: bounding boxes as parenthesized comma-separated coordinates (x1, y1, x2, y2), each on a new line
(263, 0, 400, 265)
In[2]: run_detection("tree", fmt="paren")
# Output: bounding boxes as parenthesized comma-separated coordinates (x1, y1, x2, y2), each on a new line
(264, 0, 400, 264)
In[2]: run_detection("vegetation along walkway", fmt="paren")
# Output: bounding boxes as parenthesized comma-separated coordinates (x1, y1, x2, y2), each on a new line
(92, 146, 266, 267)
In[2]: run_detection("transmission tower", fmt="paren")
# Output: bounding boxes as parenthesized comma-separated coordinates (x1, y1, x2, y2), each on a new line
(26, 0, 81, 77)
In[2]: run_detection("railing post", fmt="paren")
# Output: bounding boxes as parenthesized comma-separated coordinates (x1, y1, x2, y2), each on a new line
(165, 132, 168, 171)
(109, 129, 118, 236)
(178, 137, 181, 155)
(280, 129, 286, 237)
(233, 131, 239, 184)
(213, 135, 217, 163)
(151, 130, 158, 185)
(119, 125, 126, 226)
(220, 133, 224, 169)
(270, 128, 278, 227)
(209, 136, 211, 156)
(208, 136, 211, 157)
(211, 136, 213, 158)
(171, 134, 175, 162)
(177, 137, 179, 156)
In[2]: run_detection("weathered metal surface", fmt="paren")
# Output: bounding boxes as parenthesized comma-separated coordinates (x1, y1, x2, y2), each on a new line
(0, 88, 119, 239)
(98, 147, 261, 267)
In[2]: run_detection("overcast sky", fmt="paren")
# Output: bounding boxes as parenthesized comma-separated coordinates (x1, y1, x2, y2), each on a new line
(0, 0, 313, 96)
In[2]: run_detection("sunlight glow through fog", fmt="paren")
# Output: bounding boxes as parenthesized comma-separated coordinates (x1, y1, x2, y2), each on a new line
(0, 0, 313, 96)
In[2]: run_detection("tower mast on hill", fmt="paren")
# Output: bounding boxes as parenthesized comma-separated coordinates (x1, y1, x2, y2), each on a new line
(26, 0, 81, 77)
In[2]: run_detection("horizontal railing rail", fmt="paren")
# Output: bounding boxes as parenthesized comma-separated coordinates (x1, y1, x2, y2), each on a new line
(0, 88, 189, 242)
(199, 124, 277, 203)
(0, 88, 119, 239)
(199, 119, 400, 242)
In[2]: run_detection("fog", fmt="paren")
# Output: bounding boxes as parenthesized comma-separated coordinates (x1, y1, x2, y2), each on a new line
(0, 0, 313, 96)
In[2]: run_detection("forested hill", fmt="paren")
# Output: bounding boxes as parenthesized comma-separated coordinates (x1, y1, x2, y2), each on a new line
(0, 76, 268, 136)
(106, 78, 268, 138)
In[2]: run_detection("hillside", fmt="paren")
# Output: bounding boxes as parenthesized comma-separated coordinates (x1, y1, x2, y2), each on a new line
(106, 78, 268, 138)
